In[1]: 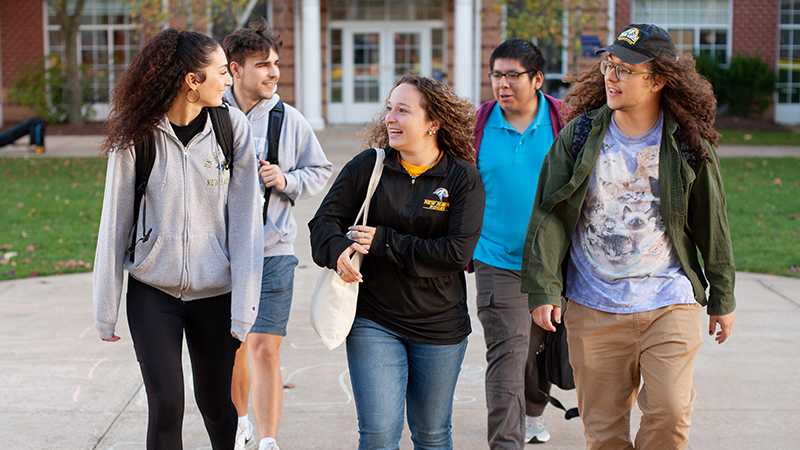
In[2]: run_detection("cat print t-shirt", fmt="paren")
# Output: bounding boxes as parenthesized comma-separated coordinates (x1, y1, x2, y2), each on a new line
(565, 111, 695, 313)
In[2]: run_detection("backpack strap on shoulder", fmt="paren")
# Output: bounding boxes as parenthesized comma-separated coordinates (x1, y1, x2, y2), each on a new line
(208, 104, 234, 173)
(263, 101, 286, 224)
(129, 135, 156, 263)
(570, 113, 592, 160)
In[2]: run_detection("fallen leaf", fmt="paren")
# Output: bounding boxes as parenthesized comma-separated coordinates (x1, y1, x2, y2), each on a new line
(30, 270, 38, 277)
(790, 214, 800, 220)
(23, 259, 31, 264)
(743, 134, 752, 140)
(0, 245, 12, 251)
(774, 178, 782, 185)
(26, 245, 35, 251)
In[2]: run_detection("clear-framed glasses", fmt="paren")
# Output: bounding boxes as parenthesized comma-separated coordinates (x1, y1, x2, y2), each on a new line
(487, 70, 534, 83)
(599, 60, 653, 82)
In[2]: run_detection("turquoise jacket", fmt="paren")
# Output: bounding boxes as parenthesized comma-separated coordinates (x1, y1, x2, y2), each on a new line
(520, 105, 736, 316)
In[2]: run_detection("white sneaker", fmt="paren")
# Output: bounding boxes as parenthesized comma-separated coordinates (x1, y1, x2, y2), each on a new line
(525, 415, 551, 444)
(235, 420, 257, 450)
(259, 437, 280, 450)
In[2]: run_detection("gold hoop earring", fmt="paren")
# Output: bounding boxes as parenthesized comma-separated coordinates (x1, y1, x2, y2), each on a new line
(185, 88, 200, 104)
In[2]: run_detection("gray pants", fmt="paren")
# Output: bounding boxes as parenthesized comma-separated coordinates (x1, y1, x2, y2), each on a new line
(475, 261, 551, 450)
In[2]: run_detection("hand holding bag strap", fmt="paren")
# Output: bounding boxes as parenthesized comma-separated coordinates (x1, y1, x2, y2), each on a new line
(309, 147, 385, 351)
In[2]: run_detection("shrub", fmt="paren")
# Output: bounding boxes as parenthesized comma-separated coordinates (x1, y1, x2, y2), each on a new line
(7, 55, 93, 123)
(726, 53, 777, 116)
(694, 52, 728, 106)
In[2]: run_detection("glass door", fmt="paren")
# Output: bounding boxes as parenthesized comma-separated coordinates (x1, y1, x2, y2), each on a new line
(329, 23, 442, 124)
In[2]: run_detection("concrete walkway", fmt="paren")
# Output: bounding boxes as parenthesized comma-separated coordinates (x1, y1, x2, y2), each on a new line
(0, 128, 799, 449)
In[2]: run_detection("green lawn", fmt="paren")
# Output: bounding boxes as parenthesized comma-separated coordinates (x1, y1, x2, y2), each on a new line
(0, 157, 106, 280)
(720, 157, 800, 277)
(718, 129, 800, 146)
(0, 155, 798, 281)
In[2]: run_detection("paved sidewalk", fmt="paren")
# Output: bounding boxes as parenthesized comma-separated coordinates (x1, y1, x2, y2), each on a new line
(1, 127, 799, 449)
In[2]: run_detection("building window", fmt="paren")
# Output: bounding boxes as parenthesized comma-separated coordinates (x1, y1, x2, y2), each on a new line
(779, 0, 800, 104)
(633, 0, 730, 63)
(47, 0, 140, 105)
(330, 0, 444, 21)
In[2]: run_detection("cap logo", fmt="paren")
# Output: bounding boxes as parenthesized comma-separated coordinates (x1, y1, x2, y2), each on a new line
(618, 28, 641, 45)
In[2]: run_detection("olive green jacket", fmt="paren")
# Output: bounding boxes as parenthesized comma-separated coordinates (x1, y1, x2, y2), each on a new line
(520, 105, 736, 316)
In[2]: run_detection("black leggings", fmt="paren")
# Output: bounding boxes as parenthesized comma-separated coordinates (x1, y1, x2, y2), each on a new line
(126, 275, 241, 450)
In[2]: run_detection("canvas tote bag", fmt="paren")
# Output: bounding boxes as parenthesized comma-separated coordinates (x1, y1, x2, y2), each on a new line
(310, 148, 385, 350)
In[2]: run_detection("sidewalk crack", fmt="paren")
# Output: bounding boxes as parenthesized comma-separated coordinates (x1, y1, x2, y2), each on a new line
(757, 279, 800, 308)
(90, 381, 144, 450)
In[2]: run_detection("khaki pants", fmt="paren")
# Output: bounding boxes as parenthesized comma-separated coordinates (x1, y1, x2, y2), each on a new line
(564, 300, 703, 450)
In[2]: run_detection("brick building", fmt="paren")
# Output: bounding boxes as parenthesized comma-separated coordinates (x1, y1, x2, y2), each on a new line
(1, 1, 797, 127)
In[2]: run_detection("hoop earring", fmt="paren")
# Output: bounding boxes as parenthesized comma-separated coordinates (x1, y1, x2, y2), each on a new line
(185, 88, 200, 104)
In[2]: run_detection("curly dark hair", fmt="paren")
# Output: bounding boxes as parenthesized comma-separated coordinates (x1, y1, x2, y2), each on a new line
(222, 18, 283, 69)
(360, 74, 476, 164)
(563, 54, 719, 165)
(100, 29, 220, 155)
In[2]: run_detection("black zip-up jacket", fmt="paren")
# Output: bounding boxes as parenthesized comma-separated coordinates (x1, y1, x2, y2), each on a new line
(309, 147, 485, 345)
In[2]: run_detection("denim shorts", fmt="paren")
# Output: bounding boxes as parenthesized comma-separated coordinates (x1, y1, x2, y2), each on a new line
(249, 254, 298, 336)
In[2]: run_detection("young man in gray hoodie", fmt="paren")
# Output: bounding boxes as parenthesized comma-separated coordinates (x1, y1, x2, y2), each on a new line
(223, 21, 333, 450)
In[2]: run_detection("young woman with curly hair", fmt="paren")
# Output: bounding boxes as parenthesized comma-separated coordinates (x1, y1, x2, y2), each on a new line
(93, 29, 263, 449)
(310, 74, 485, 449)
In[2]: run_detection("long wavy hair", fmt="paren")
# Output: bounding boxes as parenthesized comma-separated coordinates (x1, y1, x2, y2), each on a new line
(100, 29, 220, 155)
(360, 74, 476, 164)
(563, 54, 719, 165)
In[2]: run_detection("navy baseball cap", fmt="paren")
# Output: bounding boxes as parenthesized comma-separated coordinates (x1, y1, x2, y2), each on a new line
(595, 23, 676, 65)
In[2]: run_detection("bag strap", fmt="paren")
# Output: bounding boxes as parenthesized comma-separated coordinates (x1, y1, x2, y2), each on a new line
(542, 392, 580, 420)
(570, 113, 592, 159)
(129, 134, 156, 262)
(208, 104, 234, 172)
(262, 101, 285, 224)
(352, 148, 385, 227)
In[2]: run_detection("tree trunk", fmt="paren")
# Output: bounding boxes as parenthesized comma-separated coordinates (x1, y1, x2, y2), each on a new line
(49, 0, 87, 126)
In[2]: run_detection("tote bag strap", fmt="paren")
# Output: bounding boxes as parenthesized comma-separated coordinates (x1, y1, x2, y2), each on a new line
(352, 148, 385, 227)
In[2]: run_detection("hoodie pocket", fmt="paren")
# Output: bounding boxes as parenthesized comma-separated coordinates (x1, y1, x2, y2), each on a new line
(130, 234, 183, 288)
(188, 233, 232, 292)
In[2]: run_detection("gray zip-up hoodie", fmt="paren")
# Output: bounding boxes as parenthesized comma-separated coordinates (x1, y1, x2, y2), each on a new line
(93, 108, 263, 341)
(223, 90, 333, 256)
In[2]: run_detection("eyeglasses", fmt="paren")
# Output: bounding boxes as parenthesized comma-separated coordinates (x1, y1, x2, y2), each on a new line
(487, 70, 534, 83)
(599, 60, 653, 82)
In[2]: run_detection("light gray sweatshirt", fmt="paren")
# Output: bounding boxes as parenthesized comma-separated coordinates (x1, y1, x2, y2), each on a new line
(223, 90, 333, 256)
(93, 108, 264, 341)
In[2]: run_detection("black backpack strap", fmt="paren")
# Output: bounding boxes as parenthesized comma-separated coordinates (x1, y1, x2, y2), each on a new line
(129, 134, 156, 263)
(570, 113, 592, 160)
(208, 104, 234, 173)
(542, 393, 580, 420)
(263, 101, 285, 224)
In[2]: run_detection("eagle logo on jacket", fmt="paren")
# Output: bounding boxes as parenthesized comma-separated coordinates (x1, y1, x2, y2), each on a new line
(433, 188, 449, 201)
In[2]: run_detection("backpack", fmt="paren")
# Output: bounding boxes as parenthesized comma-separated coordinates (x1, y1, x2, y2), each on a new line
(536, 315, 579, 420)
(128, 105, 233, 262)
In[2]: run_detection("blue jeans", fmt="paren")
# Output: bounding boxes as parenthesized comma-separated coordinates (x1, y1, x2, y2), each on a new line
(346, 317, 468, 450)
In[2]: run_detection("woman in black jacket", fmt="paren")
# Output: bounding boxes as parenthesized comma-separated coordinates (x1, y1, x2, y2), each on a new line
(309, 74, 485, 449)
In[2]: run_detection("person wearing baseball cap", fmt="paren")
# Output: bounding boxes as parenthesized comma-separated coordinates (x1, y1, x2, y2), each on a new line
(520, 23, 736, 449)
